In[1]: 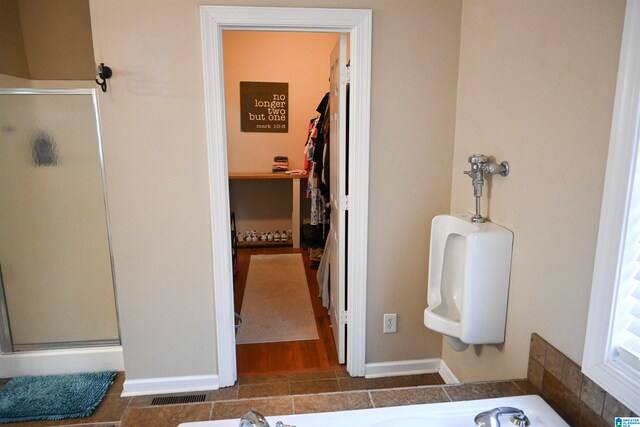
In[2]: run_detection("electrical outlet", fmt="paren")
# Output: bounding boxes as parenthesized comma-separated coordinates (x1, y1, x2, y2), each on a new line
(383, 313, 397, 333)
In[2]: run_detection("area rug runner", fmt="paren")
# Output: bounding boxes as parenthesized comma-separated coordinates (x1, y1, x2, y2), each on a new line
(236, 253, 319, 344)
(0, 371, 116, 424)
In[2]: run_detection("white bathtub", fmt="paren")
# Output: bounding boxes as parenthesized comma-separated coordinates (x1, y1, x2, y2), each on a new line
(180, 394, 569, 427)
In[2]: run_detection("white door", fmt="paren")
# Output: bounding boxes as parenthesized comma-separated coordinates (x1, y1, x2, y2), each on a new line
(329, 34, 348, 364)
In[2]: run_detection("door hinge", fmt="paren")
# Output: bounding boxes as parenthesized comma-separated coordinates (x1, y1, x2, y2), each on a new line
(340, 195, 350, 211)
(340, 311, 349, 324)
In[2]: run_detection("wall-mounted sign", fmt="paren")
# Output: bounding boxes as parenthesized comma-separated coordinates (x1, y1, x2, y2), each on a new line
(240, 81, 288, 133)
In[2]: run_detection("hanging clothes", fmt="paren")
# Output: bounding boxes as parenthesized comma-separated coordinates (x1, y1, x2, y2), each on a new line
(310, 187, 324, 226)
(303, 93, 331, 228)
(314, 95, 330, 199)
(303, 118, 319, 172)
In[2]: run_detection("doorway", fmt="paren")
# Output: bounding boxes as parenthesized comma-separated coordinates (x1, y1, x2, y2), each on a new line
(222, 30, 341, 375)
(200, 6, 372, 388)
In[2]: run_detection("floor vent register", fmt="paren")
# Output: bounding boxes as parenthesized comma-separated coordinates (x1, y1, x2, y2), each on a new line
(151, 394, 207, 405)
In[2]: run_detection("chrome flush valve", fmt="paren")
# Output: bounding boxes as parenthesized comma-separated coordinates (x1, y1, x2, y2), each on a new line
(465, 154, 490, 199)
(464, 154, 510, 223)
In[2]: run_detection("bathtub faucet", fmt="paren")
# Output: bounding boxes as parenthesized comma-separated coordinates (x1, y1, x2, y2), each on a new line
(474, 406, 530, 427)
(239, 411, 269, 427)
(239, 411, 296, 427)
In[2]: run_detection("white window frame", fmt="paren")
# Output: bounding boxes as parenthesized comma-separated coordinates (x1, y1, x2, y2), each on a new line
(583, 0, 640, 415)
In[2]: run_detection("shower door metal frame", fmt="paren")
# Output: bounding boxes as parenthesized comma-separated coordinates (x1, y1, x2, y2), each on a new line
(0, 88, 121, 354)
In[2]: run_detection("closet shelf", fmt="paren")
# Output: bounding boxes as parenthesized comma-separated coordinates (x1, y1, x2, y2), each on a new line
(237, 241, 293, 248)
(229, 172, 308, 180)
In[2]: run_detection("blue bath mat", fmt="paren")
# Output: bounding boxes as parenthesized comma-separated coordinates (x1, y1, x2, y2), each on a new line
(0, 371, 117, 424)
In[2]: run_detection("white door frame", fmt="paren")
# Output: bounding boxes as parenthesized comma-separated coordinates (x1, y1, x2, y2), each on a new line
(200, 6, 372, 387)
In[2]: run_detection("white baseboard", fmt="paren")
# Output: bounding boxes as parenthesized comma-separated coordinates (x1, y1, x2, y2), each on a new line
(438, 359, 460, 384)
(0, 346, 124, 377)
(364, 358, 441, 378)
(364, 358, 460, 384)
(122, 374, 220, 397)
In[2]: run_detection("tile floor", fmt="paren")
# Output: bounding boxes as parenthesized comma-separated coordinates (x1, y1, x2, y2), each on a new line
(0, 370, 541, 427)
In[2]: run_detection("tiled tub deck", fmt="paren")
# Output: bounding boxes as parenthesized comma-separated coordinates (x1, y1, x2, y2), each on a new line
(0, 370, 538, 427)
(3, 333, 637, 427)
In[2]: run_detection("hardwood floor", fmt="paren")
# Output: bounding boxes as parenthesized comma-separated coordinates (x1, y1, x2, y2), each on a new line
(234, 247, 341, 375)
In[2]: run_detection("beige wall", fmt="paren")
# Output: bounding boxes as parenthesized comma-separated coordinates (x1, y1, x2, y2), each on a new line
(224, 31, 335, 233)
(88, 0, 461, 381)
(88, 1, 217, 380)
(19, 0, 95, 80)
(0, 74, 96, 90)
(443, 0, 625, 382)
(0, 0, 95, 80)
(0, 0, 30, 79)
(0, 73, 31, 88)
(364, 1, 461, 363)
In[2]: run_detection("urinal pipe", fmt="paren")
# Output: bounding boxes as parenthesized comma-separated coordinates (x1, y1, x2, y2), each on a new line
(474, 196, 483, 223)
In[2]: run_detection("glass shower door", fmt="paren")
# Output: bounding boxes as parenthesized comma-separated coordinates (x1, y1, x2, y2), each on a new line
(0, 89, 119, 351)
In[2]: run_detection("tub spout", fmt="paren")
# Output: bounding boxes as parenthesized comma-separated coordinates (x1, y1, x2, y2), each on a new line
(238, 411, 296, 427)
(474, 407, 530, 427)
(239, 411, 270, 427)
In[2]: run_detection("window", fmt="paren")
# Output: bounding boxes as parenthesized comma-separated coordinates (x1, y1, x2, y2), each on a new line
(582, 0, 640, 415)
(615, 174, 640, 375)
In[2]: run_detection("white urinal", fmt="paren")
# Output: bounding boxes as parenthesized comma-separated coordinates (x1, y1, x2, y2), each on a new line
(424, 214, 513, 351)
